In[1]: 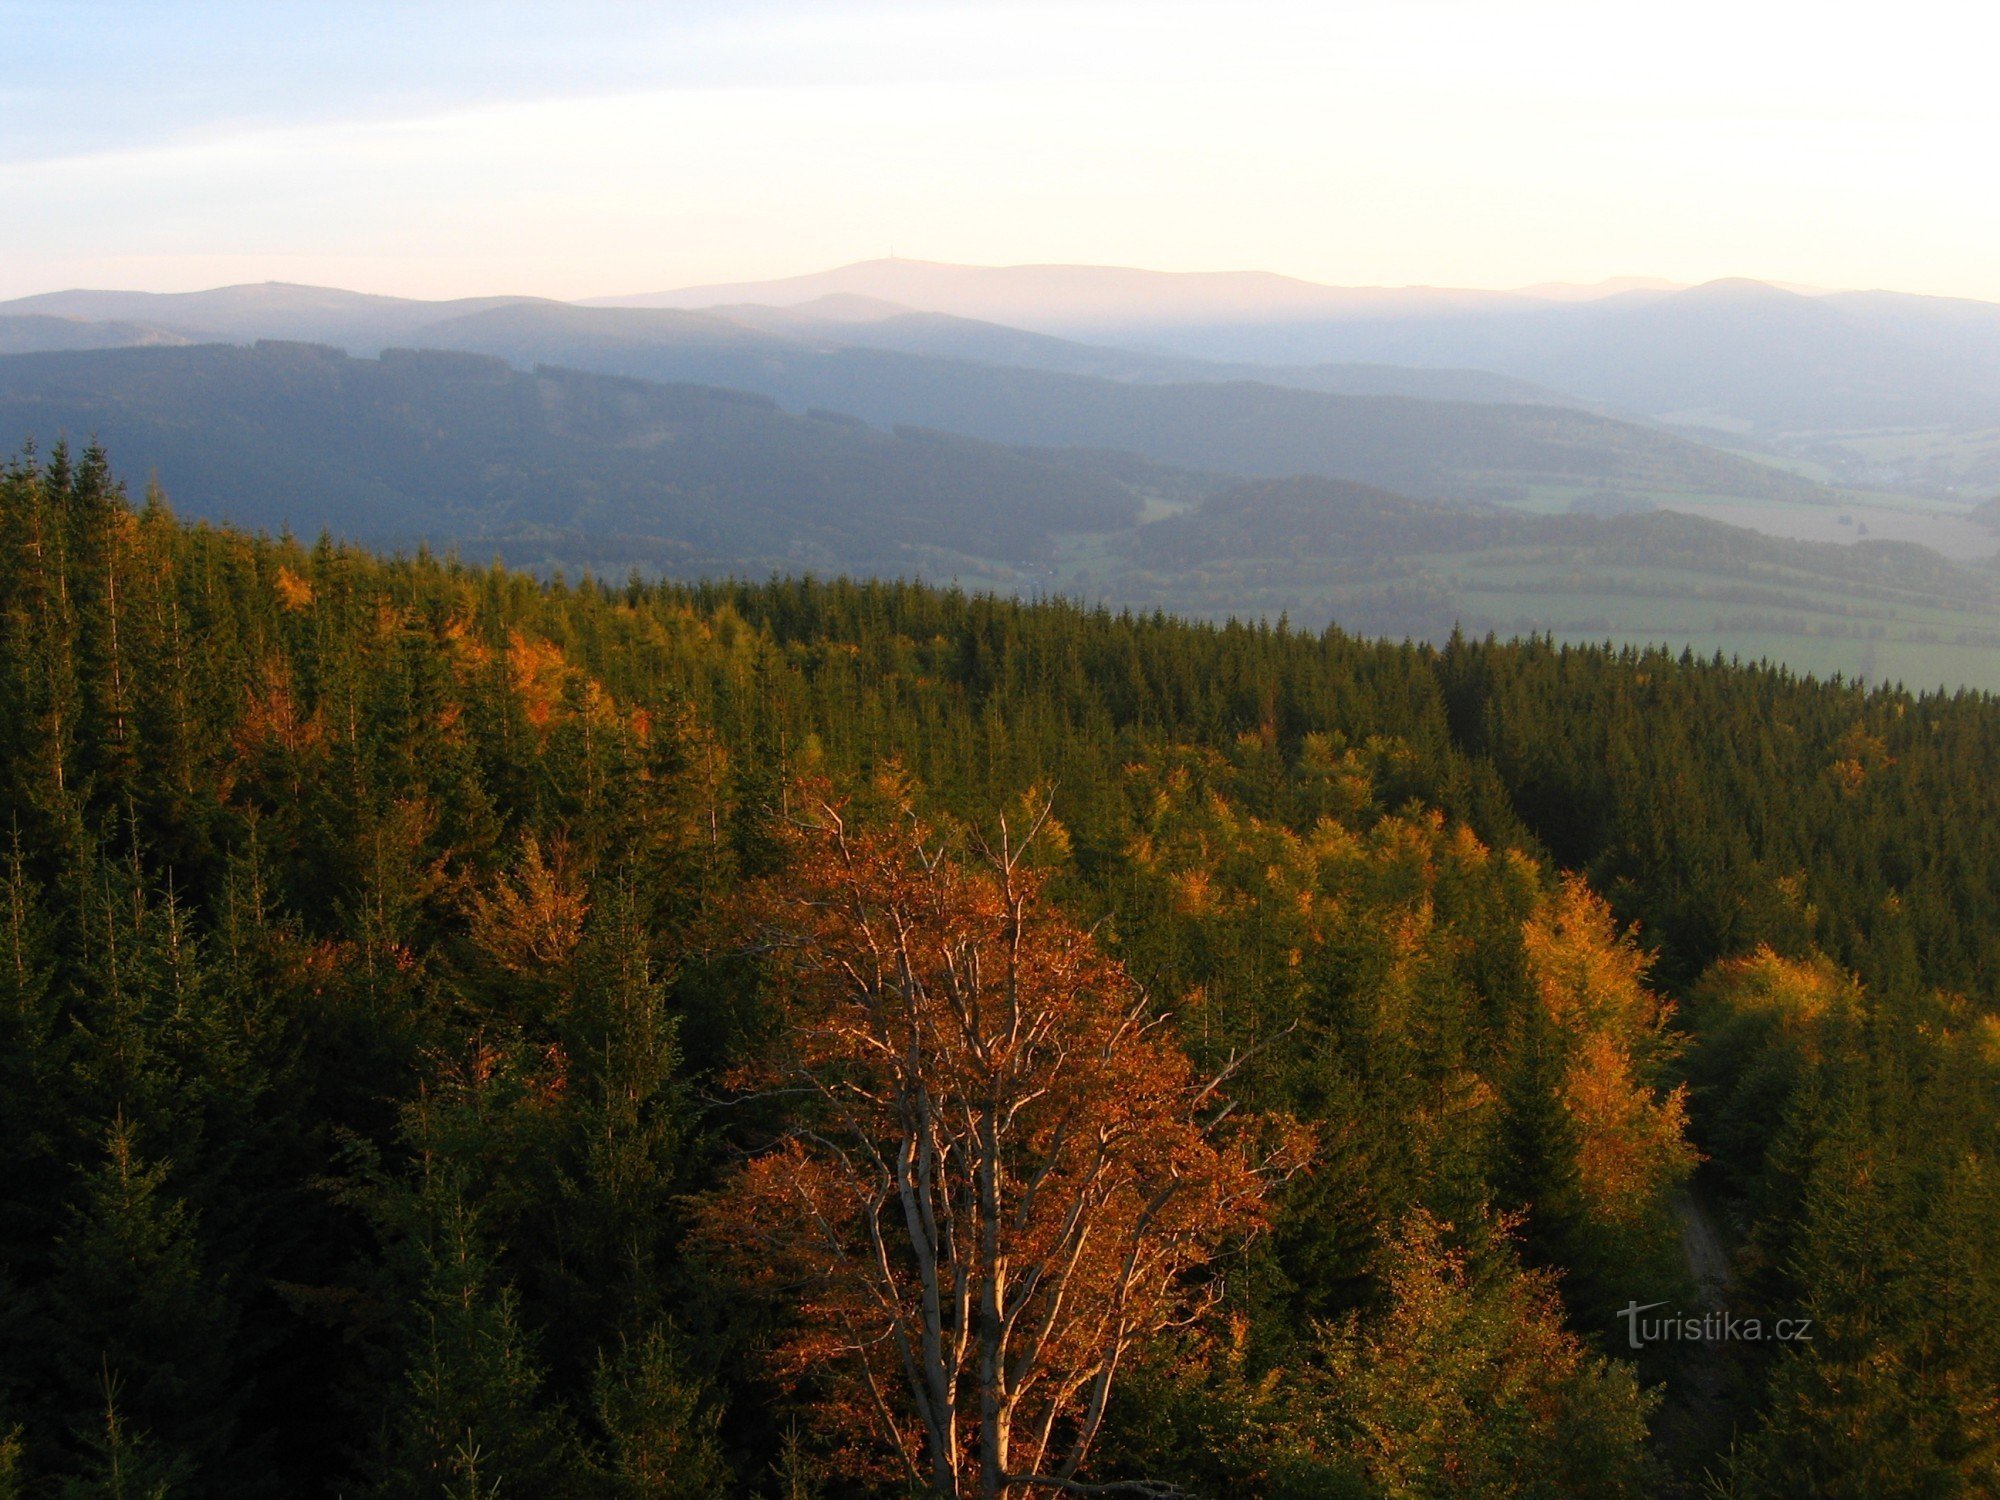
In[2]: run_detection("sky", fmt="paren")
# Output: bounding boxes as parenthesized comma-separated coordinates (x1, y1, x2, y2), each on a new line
(4, 0, 1998, 303)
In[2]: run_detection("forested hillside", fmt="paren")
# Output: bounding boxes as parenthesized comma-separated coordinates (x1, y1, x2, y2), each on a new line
(410, 302, 1821, 504)
(0, 312, 1827, 518)
(21, 340, 2000, 695)
(1, 445, 1994, 1498)
(0, 344, 1176, 575)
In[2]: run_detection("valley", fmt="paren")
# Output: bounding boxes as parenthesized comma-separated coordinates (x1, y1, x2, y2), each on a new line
(6, 269, 2000, 708)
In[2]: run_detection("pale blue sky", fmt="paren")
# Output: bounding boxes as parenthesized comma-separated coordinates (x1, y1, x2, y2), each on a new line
(5, 0, 1997, 302)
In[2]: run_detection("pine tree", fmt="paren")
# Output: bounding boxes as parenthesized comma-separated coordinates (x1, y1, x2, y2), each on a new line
(371, 1155, 581, 1500)
(46, 1119, 232, 1491)
(767, 1421, 823, 1500)
(589, 1326, 730, 1500)
(56, 1369, 187, 1500)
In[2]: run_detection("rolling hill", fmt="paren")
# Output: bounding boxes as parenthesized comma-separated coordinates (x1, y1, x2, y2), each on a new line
(588, 255, 1543, 332)
(0, 313, 193, 355)
(0, 283, 541, 350)
(0, 287, 1828, 510)
(0, 341, 1177, 575)
(408, 302, 1820, 506)
(5, 339, 1997, 688)
(0, 282, 1574, 406)
(605, 260, 2000, 495)
(696, 295, 1571, 404)
(1074, 475, 2000, 688)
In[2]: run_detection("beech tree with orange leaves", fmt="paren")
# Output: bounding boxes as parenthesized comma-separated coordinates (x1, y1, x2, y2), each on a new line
(700, 793, 1307, 1499)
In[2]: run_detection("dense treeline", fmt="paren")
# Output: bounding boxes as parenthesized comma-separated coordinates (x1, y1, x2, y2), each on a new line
(0, 445, 1993, 1497)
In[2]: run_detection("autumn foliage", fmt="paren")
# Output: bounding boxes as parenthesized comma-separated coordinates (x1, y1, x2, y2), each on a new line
(700, 794, 1308, 1498)
(3, 448, 1990, 1497)
(1522, 875, 1695, 1226)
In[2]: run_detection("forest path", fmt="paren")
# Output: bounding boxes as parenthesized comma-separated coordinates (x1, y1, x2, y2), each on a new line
(1676, 1188, 1732, 1311)
(1654, 1186, 1742, 1494)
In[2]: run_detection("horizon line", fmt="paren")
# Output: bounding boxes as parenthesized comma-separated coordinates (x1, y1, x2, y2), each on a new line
(5, 258, 1962, 311)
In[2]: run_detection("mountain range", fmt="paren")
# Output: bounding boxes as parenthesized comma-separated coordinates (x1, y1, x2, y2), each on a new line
(594, 261, 2000, 495)
(0, 341, 1175, 575)
(7, 261, 2000, 687)
(11, 260, 2000, 498)
(0, 281, 1829, 509)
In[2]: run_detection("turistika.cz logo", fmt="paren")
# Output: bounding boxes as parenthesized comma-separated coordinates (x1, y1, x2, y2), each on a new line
(1616, 1301, 1814, 1350)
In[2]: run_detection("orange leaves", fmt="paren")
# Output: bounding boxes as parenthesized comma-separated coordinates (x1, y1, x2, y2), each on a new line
(699, 793, 1299, 1495)
(441, 612, 493, 671)
(1523, 875, 1659, 1038)
(507, 632, 572, 730)
(272, 565, 315, 612)
(1523, 876, 1695, 1225)
(1562, 1033, 1691, 1226)
(232, 655, 325, 773)
(1827, 722, 1893, 794)
(464, 837, 591, 975)
(1171, 868, 1218, 917)
(502, 629, 629, 739)
(1697, 945, 1853, 1030)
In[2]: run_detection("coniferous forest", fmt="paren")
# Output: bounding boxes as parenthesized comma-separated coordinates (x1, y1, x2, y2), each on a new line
(1, 443, 1996, 1499)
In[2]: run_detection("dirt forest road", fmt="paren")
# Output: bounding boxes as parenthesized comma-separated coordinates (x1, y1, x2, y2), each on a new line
(1651, 1187, 1743, 1491)
(1678, 1188, 1733, 1311)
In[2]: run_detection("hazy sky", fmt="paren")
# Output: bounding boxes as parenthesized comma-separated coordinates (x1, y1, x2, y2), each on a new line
(5, 0, 1997, 302)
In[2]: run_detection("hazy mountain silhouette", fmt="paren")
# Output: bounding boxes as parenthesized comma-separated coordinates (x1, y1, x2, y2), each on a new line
(0, 281, 1573, 406)
(1, 282, 541, 350)
(0, 314, 193, 355)
(402, 303, 1808, 503)
(12, 269, 1983, 499)
(694, 297, 1568, 402)
(0, 341, 1176, 573)
(1154, 278, 2000, 433)
(590, 256, 1547, 333)
(601, 260, 2000, 450)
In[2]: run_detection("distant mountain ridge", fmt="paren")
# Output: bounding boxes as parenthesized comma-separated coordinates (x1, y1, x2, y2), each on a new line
(0, 313, 194, 355)
(0, 298, 1824, 513)
(587, 256, 1586, 328)
(0, 341, 1177, 574)
(0, 283, 543, 350)
(0, 280, 1573, 406)
(701, 297, 1571, 404)
(11, 265, 1992, 498)
(593, 261, 2000, 492)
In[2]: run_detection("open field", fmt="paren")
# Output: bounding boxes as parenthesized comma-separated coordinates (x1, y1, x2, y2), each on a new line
(1663, 496, 2000, 558)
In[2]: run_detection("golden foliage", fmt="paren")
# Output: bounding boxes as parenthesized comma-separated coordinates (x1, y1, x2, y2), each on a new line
(1692, 945, 1861, 1060)
(272, 565, 316, 612)
(507, 632, 571, 730)
(464, 837, 590, 974)
(1524, 877, 1695, 1225)
(233, 656, 325, 763)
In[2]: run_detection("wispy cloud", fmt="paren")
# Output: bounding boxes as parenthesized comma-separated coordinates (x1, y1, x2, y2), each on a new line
(4, 0, 1997, 301)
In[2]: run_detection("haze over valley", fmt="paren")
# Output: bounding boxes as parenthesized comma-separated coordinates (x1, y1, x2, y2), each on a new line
(6, 261, 2000, 688)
